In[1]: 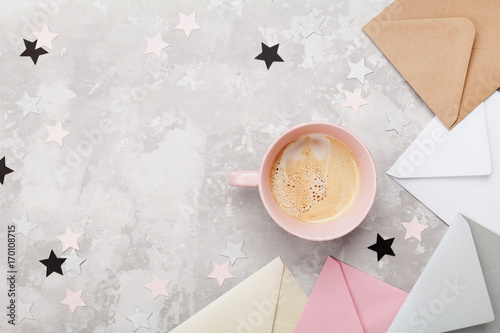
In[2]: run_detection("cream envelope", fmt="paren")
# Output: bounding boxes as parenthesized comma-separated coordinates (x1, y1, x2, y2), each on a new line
(388, 214, 497, 332)
(387, 91, 500, 236)
(294, 257, 408, 333)
(363, 0, 500, 128)
(170, 257, 308, 333)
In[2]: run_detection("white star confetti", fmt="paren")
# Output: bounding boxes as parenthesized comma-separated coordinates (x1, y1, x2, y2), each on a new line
(347, 58, 373, 85)
(298, 13, 325, 38)
(15, 91, 41, 117)
(12, 213, 38, 239)
(126, 306, 152, 332)
(220, 241, 247, 266)
(17, 299, 35, 324)
(386, 110, 411, 136)
(62, 249, 86, 275)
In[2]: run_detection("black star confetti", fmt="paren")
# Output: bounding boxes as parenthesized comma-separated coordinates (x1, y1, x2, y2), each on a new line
(255, 42, 284, 69)
(368, 234, 395, 261)
(20, 39, 48, 65)
(0, 157, 14, 185)
(39, 250, 66, 277)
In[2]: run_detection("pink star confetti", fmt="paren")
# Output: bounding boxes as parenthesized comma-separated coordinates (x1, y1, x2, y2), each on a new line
(56, 226, 82, 252)
(207, 261, 234, 287)
(32, 23, 59, 50)
(342, 88, 368, 114)
(144, 274, 170, 299)
(401, 215, 429, 242)
(45, 121, 70, 147)
(144, 32, 170, 59)
(174, 12, 201, 38)
(60, 288, 86, 313)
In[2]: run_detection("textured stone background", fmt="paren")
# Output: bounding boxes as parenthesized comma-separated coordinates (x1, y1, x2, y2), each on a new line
(1, 0, 450, 332)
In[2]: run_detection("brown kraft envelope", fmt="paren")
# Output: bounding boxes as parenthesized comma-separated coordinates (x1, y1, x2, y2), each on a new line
(363, 0, 500, 129)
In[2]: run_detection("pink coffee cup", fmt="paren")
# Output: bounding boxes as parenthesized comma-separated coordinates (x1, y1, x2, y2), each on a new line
(228, 122, 377, 241)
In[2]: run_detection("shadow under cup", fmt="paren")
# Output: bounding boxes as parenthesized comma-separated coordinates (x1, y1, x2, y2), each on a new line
(259, 123, 377, 241)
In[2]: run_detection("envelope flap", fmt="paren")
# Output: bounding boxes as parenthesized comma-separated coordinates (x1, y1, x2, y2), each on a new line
(387, 101, 491, 179)
(364, 17, 475, 128)
(388, 215, 494, 332)
(466, 215, 500, 274)
(445, 0, 500, 49)
(272, 262, 309, 332)
(171, 257, 285, 333)
(339, 260, 408, 333)
(457, 215, 500, 332)
(364, 0, 449, 22)
(294, 257, 363, 333)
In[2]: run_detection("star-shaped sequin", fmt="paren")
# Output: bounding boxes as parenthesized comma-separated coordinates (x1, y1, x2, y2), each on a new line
(174, 12, 201, 38)
(17, 299, 35, 324)
(45, 121, 71, 147)
(144, 32, 170, 59)
(60, 288, 86, 313)
(11, 213, 37, 239)
(126, 306, 152, 332)
(298, 13, 325, 38)
(62, 249, 86, 275)
(342, 88, 368, 114)
(255, 43, 284, 70)
(20, 39, 48, 64)
(16, 91, 41, 117)
(56, 226, 82, 252)
(347, 58, 373, 84)
(386, 110, 411, 136)
(401, 215, 429, 242)
(207, 261, 234, 287)
(220, 241, 247, 266)
(32, 23, 59, 50)
(368, 234, 395, 261)
(0, 157, 14, 185)
(39, 250, 66, 277)
(144, 274, 170, 299)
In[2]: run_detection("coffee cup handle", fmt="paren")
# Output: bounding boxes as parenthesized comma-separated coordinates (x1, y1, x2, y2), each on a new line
(228, 171, 259, 187)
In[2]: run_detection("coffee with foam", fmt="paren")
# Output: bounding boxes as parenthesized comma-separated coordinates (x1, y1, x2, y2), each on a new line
(270, 134, 361, 224)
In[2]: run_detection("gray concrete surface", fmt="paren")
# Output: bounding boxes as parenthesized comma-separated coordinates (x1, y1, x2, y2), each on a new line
(0, 0, 449, 331)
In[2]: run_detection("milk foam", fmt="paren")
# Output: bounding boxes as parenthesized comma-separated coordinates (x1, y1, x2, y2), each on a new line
(270, 134, 361, 224)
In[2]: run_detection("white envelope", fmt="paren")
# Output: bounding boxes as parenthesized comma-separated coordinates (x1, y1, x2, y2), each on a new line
(388, 214, 495, 332)
(170, 257, 308, 333)
(387, 91, 500, 235)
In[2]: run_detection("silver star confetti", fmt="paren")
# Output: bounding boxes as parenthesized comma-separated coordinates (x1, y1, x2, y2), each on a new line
(126, 306, 152, 332)
(62, 249, 86, 275)
(12, 213, 38, 239)
(347, 58, 373, 85)
(17, 299, 35, 324)
(386, 110, 411, 136)
(298, 13, 325, 38)
(15, 91, 41, 117)
(220, 241, 247, 266)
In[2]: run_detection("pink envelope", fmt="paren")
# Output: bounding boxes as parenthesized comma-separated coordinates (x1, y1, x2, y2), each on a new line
(294, 257, 408, 332)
